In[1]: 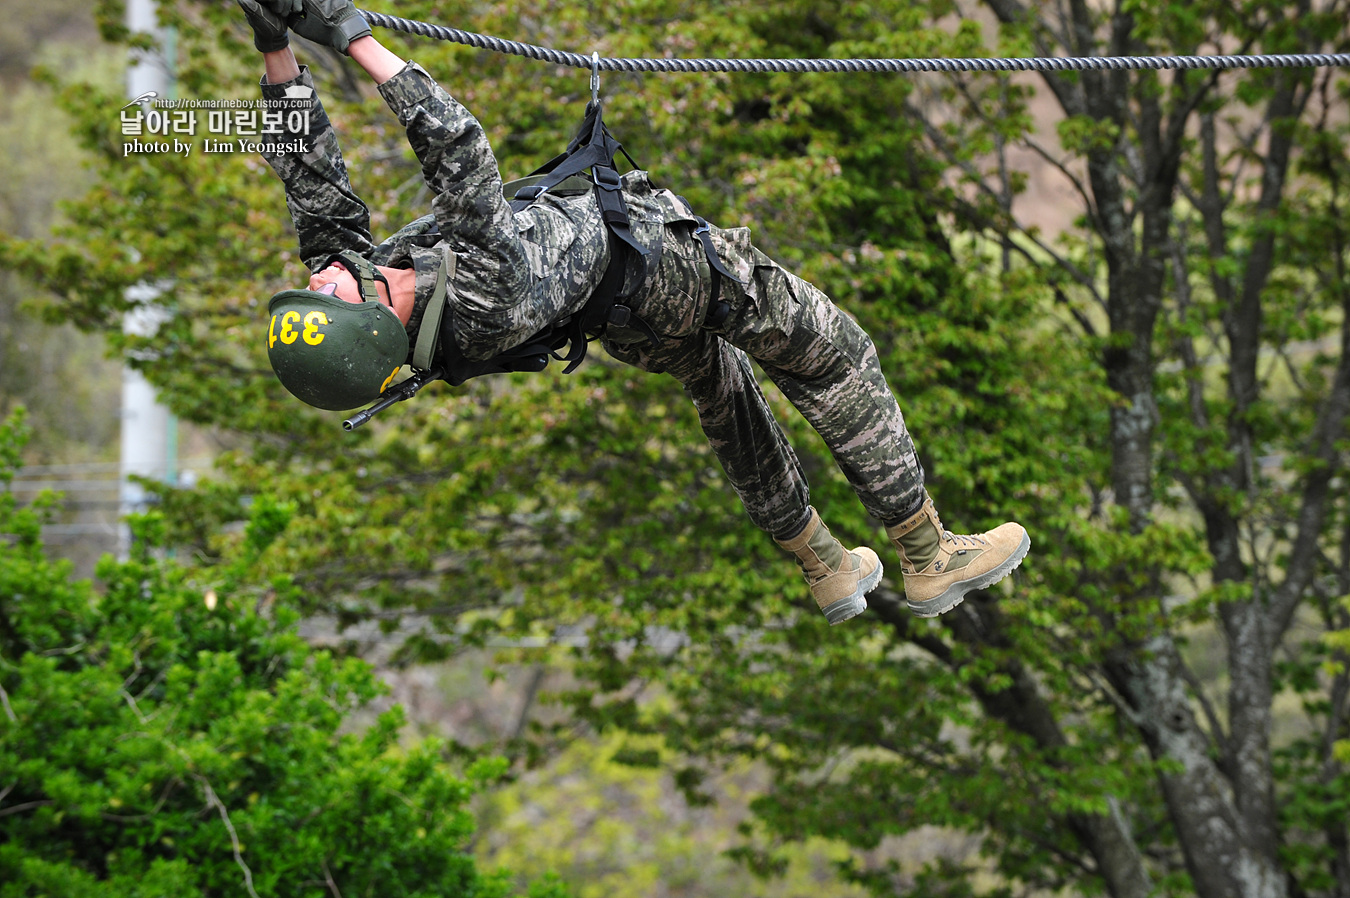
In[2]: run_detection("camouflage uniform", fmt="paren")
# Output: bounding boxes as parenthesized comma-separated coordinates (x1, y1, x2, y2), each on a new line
(261, 62, 925, 539)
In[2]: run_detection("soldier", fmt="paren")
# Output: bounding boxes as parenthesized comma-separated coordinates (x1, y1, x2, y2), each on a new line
(244, 0, 1030, 623)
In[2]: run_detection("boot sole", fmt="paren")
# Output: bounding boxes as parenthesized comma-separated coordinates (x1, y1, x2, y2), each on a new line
(820, 559, 884, 625)
(907, 531, 1031, 618)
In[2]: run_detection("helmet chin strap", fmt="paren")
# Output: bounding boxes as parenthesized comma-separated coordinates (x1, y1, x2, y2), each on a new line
(325, 250, 390, 305)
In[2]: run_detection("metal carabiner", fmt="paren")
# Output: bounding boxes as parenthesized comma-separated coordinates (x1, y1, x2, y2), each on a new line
(590, 51, 601, 105)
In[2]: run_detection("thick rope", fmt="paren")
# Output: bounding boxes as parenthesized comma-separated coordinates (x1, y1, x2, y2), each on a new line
(359, 9, 1350, 74)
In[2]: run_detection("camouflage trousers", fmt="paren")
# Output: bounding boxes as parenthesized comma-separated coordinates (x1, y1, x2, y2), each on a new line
(604, 220, 926, 539)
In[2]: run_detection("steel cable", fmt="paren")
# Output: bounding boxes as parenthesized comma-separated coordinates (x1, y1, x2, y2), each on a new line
(358, 9, 1350, 74)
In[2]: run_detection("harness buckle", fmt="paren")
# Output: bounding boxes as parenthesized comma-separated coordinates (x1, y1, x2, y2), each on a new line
(608, 304, 632, 327)
(592, 166, 622, 191)
(702, 300, 731, 331)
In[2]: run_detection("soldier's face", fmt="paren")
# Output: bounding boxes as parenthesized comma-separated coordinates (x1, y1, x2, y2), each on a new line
(308, 261, 387, 307)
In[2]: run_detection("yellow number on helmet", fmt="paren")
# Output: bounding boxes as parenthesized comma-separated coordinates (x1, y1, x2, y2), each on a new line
(268, 314, 279, 349)
(303, 310, 328, 346)
(379, 365, 401, 394)
(278, 310, 300, 345)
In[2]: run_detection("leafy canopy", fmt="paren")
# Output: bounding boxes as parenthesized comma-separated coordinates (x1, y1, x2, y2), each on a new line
(0, 409, 565, 898)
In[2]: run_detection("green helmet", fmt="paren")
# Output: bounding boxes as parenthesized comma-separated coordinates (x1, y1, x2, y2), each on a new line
(267, 283, 409, 411)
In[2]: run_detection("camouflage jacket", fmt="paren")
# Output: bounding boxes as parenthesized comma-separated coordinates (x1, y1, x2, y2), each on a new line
(260, 62, 716, 363)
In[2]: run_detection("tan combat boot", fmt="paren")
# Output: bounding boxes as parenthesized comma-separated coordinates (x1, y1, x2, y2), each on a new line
(775, 507, 883, 625)
(885, 494, 1030, 618)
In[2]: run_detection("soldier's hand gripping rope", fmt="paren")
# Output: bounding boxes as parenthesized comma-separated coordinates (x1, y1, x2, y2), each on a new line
(286, 0, 372, 54)
(237, 0, 290, 52)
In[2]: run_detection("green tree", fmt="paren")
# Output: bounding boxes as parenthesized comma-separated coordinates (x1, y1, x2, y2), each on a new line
(477, 730, 872, 898)
(4, 1, 1350, 897)
(0, 12, 122, 463)
(0, 409, 564, 897)
(888, 0, 1350, 894)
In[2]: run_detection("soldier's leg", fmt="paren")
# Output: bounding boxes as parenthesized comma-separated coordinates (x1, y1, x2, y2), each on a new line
(604, 332, 812, 540)
(708, 227, 1029, 618)
(605, 332, 882, 623)
(708, 233, 926, 526)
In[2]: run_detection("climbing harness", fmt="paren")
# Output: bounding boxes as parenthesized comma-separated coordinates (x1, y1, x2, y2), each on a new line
(504, 54, 661, 373)
(356, 8, 1350, 75)
(345, 59, 664, 428)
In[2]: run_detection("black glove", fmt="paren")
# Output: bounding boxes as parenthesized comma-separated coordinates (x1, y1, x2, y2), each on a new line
(288, 0, 372, 54)
(237, 0, 290, 52)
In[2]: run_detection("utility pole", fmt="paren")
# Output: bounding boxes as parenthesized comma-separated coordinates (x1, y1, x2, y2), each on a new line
(119, 0, 176, 558)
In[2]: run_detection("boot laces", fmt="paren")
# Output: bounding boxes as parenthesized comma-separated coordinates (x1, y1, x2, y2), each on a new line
(944, 530, 987, 549)
(928, 511, 987, 551)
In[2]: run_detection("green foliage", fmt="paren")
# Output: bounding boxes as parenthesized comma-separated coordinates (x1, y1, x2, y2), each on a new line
(478, 731, 870, 898)
(0, 28, 123, 463)
(0, 411, 559, 898)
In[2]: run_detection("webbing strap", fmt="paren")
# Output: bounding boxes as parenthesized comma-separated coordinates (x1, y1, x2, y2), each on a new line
(504, 173, 592, 199)
(692, 216, 739, 286)
(590, 166, 648, 300)
(327, 250, 387, 304)
(413, 245, 455, 371)
(688, 213, 741, 331)
(507, 97, 658, 366)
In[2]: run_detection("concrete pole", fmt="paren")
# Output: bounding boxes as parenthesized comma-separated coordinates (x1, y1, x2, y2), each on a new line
(118, 0, 176, 559)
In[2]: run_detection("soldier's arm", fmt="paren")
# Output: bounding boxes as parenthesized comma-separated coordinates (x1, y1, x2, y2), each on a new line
(348, 38, 516, 255)
(257, 48, 376, 272)
(363, 53, 536, 359)
(369, 61, 522, 258)
(349, 35, 577, 361)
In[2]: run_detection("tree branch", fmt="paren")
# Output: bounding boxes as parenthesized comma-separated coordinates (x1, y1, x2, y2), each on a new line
(321, 857, 345, 898)
(1271, 309, 1350, 638)
(0, 681, 15, 723)
(508, 664, 548, 742)
(1018, 133, 1102, 230)
(903, 98, 1107, 318)
(982, 0, 1085, 116)
(0, 799, 54, 818)
(196, 775, 261, 898)
(1174, 648, 1231, 767)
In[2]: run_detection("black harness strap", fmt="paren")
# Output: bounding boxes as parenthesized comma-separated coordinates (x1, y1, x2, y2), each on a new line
(687, 212, 741, 331)
(509, 99, 659, 371)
